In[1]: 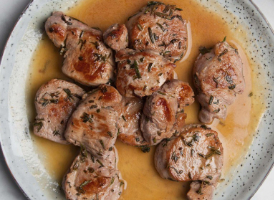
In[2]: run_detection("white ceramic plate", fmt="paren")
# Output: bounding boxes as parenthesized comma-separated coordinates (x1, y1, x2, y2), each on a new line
(0, 0, 273, 199)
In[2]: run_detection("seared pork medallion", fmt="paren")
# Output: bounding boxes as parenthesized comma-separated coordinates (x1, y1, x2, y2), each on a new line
(154, 124, 223, 199)
(115, 48, 176, 97)
(193, 39, 245, 123)
(126, 1, 188, 62)
(63, 146, 126, 200)
(187, 181, 215, 200)
(45, 12, 115, 86)
(65, 85, 122, 157)
(103, 24, 128, 51)
(34, 79, 85, 144)
(117, 97, 148, 146)
(141, 80, 194, 145)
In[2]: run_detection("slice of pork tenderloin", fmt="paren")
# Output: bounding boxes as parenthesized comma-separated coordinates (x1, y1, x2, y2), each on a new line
(63, 146, 126, 200)
(34, 79, 85, 144)
(193, 40, 245, 123)
(187, 181, 215, 200)
(103, 24, 128, 51)
(141, 80, 194, 145)
(115, 48, 176, 97)
(154, 124, 223, 200)
(126, 1, 188, 62)
(117, 97, 148, 146)
(45, 11, 115, 86)
(64, 85, 122, 157)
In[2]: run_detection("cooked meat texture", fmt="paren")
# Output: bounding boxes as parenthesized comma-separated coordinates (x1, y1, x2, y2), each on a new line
(103, 24, 128, 51)
(65, 85, 122, 157)
(187, 181, 215, 200)
(34, 79, 85, 144)
(154, 124, 223, 185)
(141, 80, 194, 145)
(63, 146, 126, 200)
(115, 48, 176, 97)
(117, 97, 148, 146)
(193, 41, 245, 123)
(45, 11, 115, 86)
(126, 1, 188, 62)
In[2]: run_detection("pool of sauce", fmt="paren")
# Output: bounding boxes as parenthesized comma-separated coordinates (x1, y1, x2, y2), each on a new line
(25, 0, 266, 199)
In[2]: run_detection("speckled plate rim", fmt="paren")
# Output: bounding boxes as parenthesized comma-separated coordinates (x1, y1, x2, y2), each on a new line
(247, 2, 274, 200)
(0, 0, 34, 199)
(0, 0, 273, 199)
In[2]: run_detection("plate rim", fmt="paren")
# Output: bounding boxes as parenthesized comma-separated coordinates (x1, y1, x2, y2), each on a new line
(0, 0, 273, 199)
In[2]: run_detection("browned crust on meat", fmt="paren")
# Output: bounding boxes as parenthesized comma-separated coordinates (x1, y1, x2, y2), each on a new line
(127, 2, 188, 62)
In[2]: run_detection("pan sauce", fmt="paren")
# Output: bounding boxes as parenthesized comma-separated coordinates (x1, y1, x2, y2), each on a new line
(26, 0, 265, 199)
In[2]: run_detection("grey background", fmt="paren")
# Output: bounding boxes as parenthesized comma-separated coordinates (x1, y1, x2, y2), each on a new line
(0, 0, 273, 199)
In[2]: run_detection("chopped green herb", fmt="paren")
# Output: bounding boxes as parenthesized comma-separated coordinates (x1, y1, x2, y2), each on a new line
(199, 46, 212, 55)
(90, 105, 98, 109)
(222, 36, 227, 42)
(122, 115, 127, 121)
(209, 96, 214, 105)
(40, 98, 59, 107)
(208, 146, 221, 155)
(198, 153, 205, 158)
(148, 63, 153, 72)
(53, 128, 60, 136)
(33, 120, 43, 132)
(200, 125, 208, 129)
(140, 145, 150, 153)
(96, 159, 104, 167)
(197, 185, 203, 195)
(77, 180, 91, 194)
(107, 131, 113, 137)
(171, 152, 179, 163)
(193, 133, 200, 142)
(218, 49, 228, 61)
(228, 84, 236, 90)
(91, 41, 100, 49)
(99, 140, 105, 149)
(206, 175, 213, 180)
(213, 108, 220, 113)
(120, 181, 125, 187)
(137, 23, 143, 31)
(148, 27, 155, 43)
(117, 128, 120, 136)
(205, 133, 214, 137)
(81, 112, 93, 123)
(110, 177, 115, 185)
(156, 23, 165, 31)
(170, 166, 182, 175)
(153, 137, 157, 143)
(132, 60, 141, 78)
(63, 88, 75, 101)
(157, 91, 166, 95)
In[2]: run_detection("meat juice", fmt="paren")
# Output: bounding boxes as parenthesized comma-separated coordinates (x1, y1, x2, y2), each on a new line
(26, 0, 265, 199)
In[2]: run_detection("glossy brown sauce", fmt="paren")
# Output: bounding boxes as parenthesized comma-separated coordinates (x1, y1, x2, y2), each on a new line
(26, 0, 265, 199)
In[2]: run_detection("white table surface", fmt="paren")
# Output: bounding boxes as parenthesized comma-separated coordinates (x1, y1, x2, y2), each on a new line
(0, 0, 273, 199)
